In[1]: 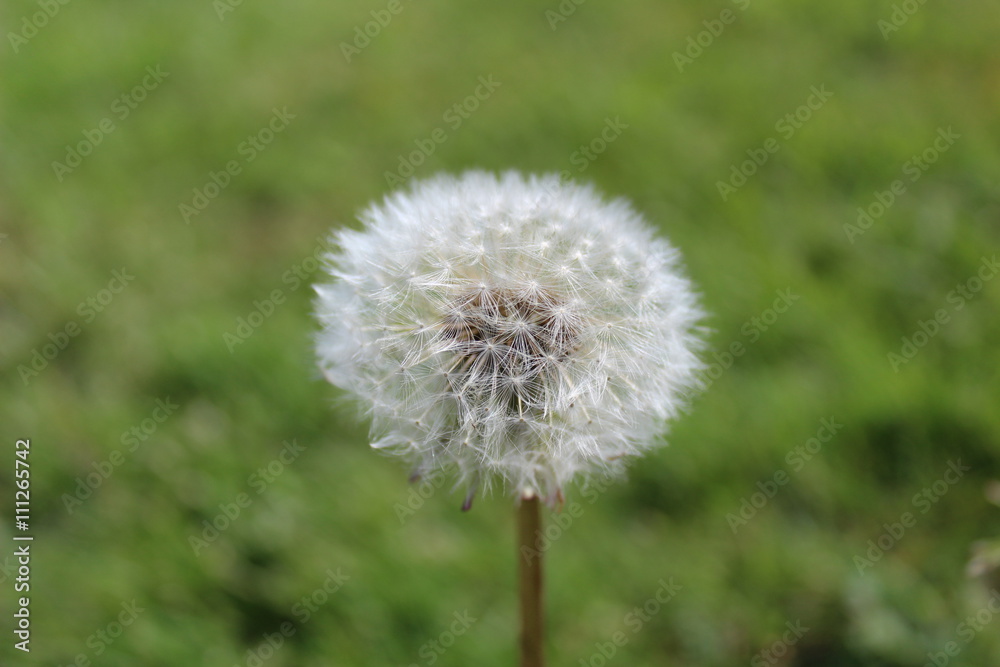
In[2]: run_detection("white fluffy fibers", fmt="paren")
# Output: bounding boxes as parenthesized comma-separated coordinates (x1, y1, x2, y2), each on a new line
(315, 171, 704, 506)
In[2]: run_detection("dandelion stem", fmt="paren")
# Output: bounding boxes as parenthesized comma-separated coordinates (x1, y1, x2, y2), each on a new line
(518, 494, 544, 667)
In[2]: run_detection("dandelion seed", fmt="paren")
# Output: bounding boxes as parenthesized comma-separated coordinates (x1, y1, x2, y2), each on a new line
(315, 170, 705, 506)
(315, 173, 706, 667)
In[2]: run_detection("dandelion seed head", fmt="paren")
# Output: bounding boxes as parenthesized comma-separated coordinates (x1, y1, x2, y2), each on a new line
(315, 171, 704, 504)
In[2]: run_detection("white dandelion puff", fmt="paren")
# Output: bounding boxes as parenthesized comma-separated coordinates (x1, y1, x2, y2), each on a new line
(315, 170, 705, 506)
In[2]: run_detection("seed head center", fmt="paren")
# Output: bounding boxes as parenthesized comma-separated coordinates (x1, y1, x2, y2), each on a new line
(435, 286, 579, 411)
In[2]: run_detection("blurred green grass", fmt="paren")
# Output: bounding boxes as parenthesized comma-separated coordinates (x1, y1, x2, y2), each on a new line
(2, 0, 1000, 665)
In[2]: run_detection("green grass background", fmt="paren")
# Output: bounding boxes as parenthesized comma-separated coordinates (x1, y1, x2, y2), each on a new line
(2, 0, 999, 665)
